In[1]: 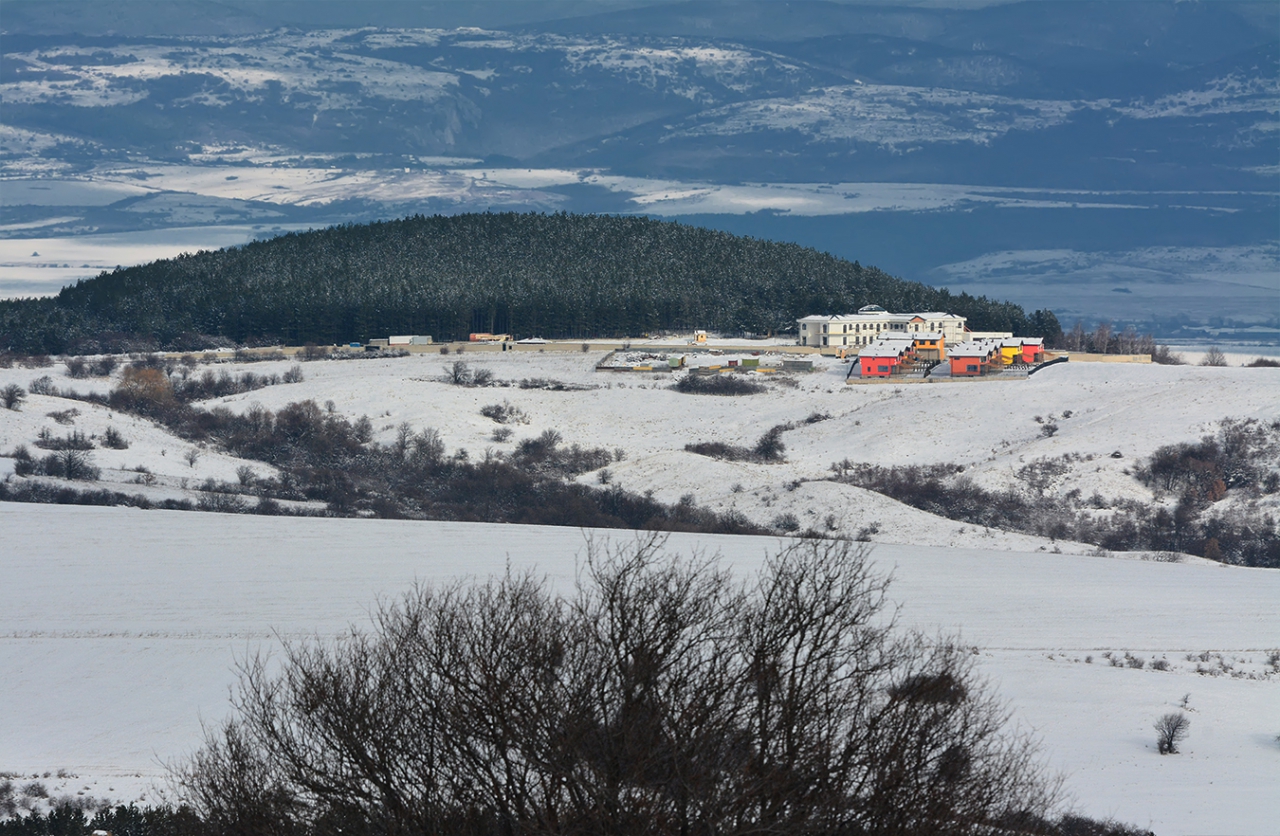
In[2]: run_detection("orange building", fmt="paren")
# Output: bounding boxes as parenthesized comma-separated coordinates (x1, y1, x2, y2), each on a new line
(948, 341, 999, 376)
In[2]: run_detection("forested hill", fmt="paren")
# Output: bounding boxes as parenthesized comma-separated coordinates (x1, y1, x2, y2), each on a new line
(0, 213, 1060, 353)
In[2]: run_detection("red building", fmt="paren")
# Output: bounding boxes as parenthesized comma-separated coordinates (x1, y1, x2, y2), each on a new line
(948, 341, 999, 376)
(859, 343, 909, 378)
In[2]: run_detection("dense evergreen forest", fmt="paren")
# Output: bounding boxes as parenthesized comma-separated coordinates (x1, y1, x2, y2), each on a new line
(0, 213, 1059, 353)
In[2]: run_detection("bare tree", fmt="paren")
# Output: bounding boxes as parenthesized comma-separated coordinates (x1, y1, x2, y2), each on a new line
(1065, 322, 1087, 353)
(1089, 322, 1113, 354)
(1154, 712, 1190, 754)
(175, 538, 1064, 835)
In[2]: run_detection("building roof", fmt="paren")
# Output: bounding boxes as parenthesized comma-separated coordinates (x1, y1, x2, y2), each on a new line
(949, 341, 997, 357)
(860, 344, 908, 358)
(798, 310, 965, 324)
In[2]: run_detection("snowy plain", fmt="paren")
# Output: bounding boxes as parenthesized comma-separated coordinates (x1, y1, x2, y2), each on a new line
(1, 503, 1277, 834)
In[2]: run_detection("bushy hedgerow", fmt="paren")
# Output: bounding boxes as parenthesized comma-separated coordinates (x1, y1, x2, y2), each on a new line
(12, 446, 100, 481)
(686, 423, 791, 463)
(673, 374, 767, 396)
(829, 421, 1280, 567)
(0, 802, 202, 836)
(1136, 418, 1280, 501)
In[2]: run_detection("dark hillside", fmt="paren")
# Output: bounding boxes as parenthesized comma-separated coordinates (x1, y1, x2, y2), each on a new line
(0, 213, 1050, 353)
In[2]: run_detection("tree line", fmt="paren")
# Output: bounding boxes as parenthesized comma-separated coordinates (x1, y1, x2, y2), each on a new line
(0, 213, 1061, 354)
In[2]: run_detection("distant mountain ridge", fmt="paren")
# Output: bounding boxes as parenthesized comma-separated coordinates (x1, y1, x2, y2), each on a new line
(2, 1, 1275, 189)
(0, 212, 1055, 353)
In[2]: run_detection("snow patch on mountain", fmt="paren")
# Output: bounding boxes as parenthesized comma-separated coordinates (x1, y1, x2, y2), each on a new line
(666, 83, 1087, 146)
(2, 42, 459, 110)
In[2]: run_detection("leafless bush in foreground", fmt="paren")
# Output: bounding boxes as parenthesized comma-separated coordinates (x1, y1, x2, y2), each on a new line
(175, 538, 1062, 836)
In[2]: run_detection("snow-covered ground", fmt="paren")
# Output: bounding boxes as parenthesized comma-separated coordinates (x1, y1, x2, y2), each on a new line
(1, 504, 1276, 833)
(2, 351, 1278, 550)
(2, 352, 1278, 830)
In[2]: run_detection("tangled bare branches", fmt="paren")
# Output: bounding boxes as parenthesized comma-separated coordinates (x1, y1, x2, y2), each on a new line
(175, 538, 1062, 836)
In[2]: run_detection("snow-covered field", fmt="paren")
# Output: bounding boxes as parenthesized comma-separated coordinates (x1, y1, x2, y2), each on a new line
(2, 351, 1278, 549)
(1, 504, 1277, 833)
(2, 352, 1279, 831)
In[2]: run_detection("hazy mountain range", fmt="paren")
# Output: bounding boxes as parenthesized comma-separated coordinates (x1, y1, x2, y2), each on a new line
(2, 0, 1276, 338)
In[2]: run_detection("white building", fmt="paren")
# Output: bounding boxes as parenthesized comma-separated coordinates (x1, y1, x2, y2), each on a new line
(797, 305, 967, 348)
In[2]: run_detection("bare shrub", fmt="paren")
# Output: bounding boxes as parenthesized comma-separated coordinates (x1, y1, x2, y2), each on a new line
(281, 364, 305, 384)
(174, 539, 1061, 835)
(64, 356, 89, 378)
(1150, 345, 1184, 365)
(445, 359, 472, 385)
(480, 400, 529, 424)
(34, 449, 101, 481)
(1, 384, 26, 410)
(772, 511, 801, 532)
(1199, 347, 1227, 367)
(1245, 356, 1280, 367)
(36, 428, 94, 451)
(198, 492, 249, 513)
(46, 408, 79, 425)
(300, 343, 329, 361)
(28, 375, 56, 396)
(1154, 712, 1190, 754)
(753, 423, 788, 461)
(491, 426, 514, 442)
(91, 355, 119, 376)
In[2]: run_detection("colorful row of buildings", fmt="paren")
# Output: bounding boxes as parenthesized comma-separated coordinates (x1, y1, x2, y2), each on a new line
(854, 333, 1045, 378)
(946, 337, 1045, 376)
(799, 307, 1047, 379)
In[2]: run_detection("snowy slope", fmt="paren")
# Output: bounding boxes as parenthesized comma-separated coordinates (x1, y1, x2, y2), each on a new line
(3, 352, 1277, 551)
(1, 504, 1276, 833)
